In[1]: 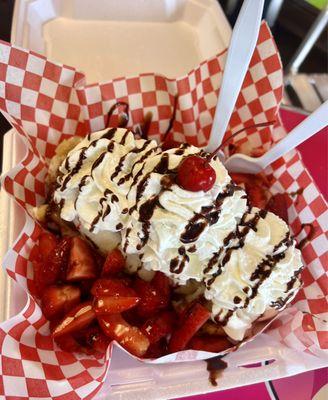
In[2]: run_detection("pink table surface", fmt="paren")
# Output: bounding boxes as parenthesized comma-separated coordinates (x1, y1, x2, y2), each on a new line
(180, 109, 328, 400)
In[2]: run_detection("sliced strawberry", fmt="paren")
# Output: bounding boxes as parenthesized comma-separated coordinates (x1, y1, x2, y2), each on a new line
(30, 244, 41, 262)
(134, 279, 168, 318)
(189, 335, 232, 352)
(98, 313, 150, 357)
(32, 260, 44, 296)
(41, 284, 81, 320)
(39, 232, 58, 261)
(152, 272, 171, 300)
(54, 334, 82, 353)
(48, 237, 72, 282)
(168, 303, 210, 353)
(93, 295, 140, 315)
(34, 237, 71, 294)
(141, 311, 175, 344)
(230, 173, 254, 186)
(266, 193, 289, 223)
(80, 325, 111, 353)
(52, 301, 96, 338)
(102, 248, 125, 277)
(246, 184, 267, 208)
(91, 278, 137, 297)
(231, 172, 271, 208)
(231, 143, 266, 158)
(145, 339, 167, 358)
(231, 172, 270, 188)
(95, 253, 105, 269)
(66, 237, 98, 281)
(177, 299, 198, 321)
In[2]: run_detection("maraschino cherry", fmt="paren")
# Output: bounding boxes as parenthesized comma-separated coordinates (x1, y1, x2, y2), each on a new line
(177, 155, 216, 192)
(176, 121, 276, 192)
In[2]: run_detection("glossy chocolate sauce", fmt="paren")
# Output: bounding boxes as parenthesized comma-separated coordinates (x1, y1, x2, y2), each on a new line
(240, 233, 293, 308)
(60, 128, 120, 192)
(91, 152, 106, 173)
(180, 215, 208, 244)
(101, 127, 118, 140)
(102, 204, 111, 220)
(270, 290, 295, 309)
(205, 209, 266, 287)
(112, 140, 152, 182)
(169, 246, 190, 274)
(206, 356, 228, 386)
(118, 145, 160, 186)
(220, 310, 234, 326)
(119, 129, 131, 145)
(76, 175, 90, 200)
(205, 208, 293, 327)
(180, 184, 243, 245)
(188, 245, 197, 253)
(174, 143, 189, 155)
(60, 146, 87, 191)
(123, 150, 181, 252)
(139, 196, 160, 222)
(123, 228, 131, 252)
(90, 212, 102, 232)
(285, 267, 302, 292)
(111, 153, 129, 180)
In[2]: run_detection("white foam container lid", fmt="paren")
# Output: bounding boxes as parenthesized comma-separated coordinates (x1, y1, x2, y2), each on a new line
(0, 1, 326, 398)
(12, 0, 231, 82)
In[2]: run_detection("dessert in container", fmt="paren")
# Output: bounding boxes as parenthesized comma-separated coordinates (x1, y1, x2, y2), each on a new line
(0, 1, 327, 399)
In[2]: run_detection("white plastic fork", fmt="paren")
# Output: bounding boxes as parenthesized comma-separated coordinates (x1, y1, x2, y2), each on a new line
(205, 0, 265, 153)
(224, 101, 328, 173)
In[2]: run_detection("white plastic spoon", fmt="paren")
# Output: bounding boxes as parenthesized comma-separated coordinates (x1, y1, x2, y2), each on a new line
(224, 100, 328, 173)
(205, 0, 265, 153)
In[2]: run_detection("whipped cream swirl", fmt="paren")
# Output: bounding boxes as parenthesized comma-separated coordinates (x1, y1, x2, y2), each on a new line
(53, 127, 303, 341)
(204, 207, 302, 340)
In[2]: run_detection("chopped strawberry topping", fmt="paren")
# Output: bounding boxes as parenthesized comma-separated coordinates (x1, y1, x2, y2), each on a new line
(102, 248, 125, 276)
(41, 284, 81, 320)
(98, 314, 149, 357)
(168, 303, 210, 353)
(66, 237, 98, 281)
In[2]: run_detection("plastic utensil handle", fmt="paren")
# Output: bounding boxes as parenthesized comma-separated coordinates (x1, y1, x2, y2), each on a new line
(205, 0, 264, 152)
(259, 101, 328, 169)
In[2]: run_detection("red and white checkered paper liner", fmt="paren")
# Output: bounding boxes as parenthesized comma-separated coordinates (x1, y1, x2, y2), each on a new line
(0, 22, 327, 399)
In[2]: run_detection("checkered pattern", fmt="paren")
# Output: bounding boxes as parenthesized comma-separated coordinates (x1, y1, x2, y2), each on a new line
(0, 22, 327, 398)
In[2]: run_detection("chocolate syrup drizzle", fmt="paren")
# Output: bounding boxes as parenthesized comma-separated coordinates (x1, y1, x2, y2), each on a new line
(57, 127, 298, 330)
(206, 357, 228, 387)
(60, 128, 118, 192)
(210, 214, 295, 326)
(180, 184, 243, 244)
(169, 246, 190, 274)
(124, 151, 177, 252)
(117, 145, 160, 186)
(205, 209, 267, 284)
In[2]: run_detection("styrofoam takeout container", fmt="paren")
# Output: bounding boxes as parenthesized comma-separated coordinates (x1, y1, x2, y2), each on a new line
(0, 1, 326, 399)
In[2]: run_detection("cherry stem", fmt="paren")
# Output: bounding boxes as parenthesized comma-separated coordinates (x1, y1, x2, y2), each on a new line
(208, 120, 276, 160)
